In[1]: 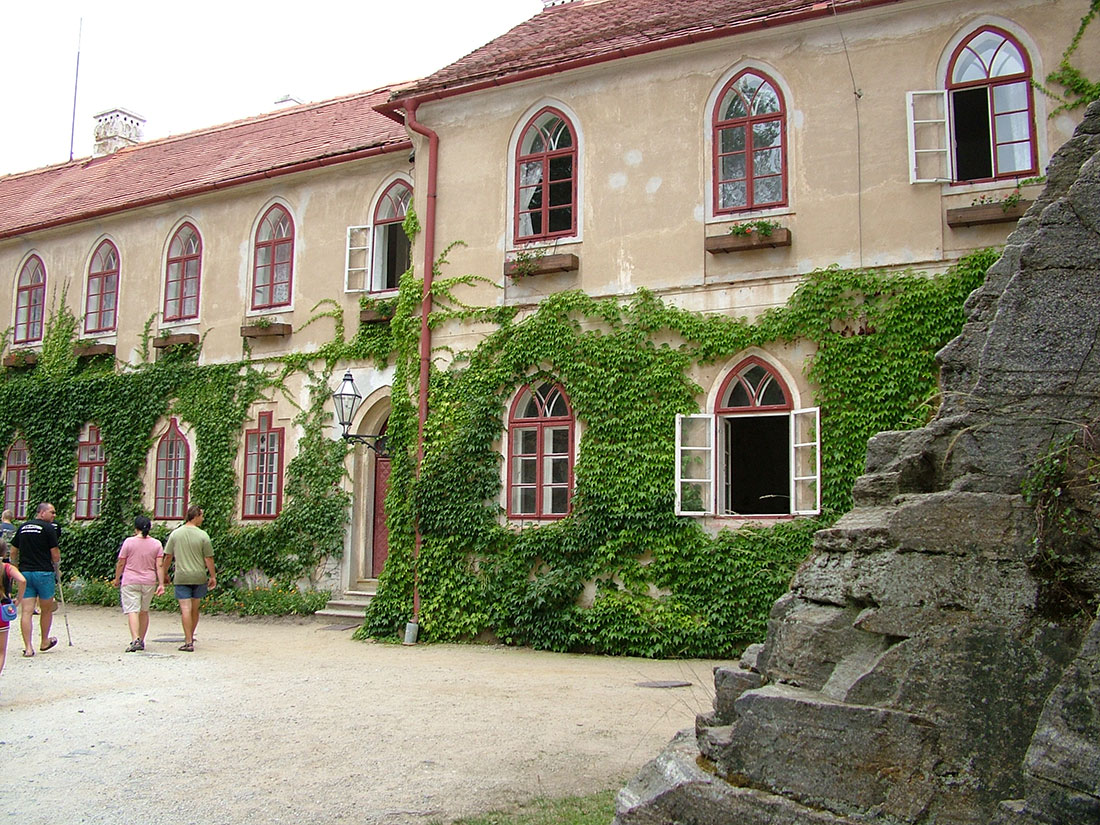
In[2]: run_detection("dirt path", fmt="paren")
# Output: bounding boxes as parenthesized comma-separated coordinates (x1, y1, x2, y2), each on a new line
(1, 606, 725, 825)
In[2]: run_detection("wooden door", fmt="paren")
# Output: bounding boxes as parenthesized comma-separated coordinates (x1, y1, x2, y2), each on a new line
(371, 453, 391, 576)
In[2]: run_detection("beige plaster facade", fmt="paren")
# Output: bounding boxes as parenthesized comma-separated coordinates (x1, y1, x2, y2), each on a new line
(1, 0, 1096, 598)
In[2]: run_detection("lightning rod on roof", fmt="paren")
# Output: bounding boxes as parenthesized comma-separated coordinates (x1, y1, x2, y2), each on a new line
(69, 18, 83, 162)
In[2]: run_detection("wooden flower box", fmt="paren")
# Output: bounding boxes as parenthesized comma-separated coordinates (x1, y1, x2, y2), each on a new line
(504, 252, 580, 278)
(152, 332, 200, 349)
(3, 351, 38, 368)
(705, 227, 791, 254)
(359, 307, 395, 323)
(946, 200, 1032, 228)
(240, 322, 292, 339)
(73, 342, 116, 358)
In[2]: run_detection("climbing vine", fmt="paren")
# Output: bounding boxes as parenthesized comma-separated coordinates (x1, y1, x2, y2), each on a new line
(360, 246, 997, 657)
(1, 227, 994, 656)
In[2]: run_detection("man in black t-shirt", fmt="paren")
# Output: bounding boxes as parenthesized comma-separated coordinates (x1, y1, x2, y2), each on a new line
(11, 502, 61, 656)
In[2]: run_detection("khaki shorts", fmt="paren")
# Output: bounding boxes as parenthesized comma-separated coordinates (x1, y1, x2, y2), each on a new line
(120, 583, 156, 614)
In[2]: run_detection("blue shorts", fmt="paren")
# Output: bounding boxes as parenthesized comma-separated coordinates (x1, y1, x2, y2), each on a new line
(174, 583, 208, 600)
(24, 571, 56, 601)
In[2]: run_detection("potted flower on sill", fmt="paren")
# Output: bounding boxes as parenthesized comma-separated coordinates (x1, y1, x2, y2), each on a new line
(946, 179, 1041, 228)
(359, 297, 396, 324)
(705, 219, 791, 254)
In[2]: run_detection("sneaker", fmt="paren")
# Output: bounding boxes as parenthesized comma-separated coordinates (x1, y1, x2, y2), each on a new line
(124, 640, 140, 653)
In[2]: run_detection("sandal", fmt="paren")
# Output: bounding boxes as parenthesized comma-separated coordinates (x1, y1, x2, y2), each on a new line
(125, 640, 140, 653)
(22, 649, 33, 658)
(40, 637, 58, 652)
(178, 642, 194, 652)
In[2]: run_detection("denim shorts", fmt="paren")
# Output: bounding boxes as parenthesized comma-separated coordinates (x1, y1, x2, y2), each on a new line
(174, 583, 208, 600)
(24, 570, 56, 601)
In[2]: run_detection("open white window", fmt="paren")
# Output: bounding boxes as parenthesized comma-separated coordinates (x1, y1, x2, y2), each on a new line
(675, 357, 820, 517)
(345, 225, 370, 292)
(907, 27, 1037, 185)
(675, 414, 714, 516)
(907, 91, 952, 183)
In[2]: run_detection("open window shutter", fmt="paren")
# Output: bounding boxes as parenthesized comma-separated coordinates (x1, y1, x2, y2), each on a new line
(790, 407, 820, 515)
(906, 91, 952, 183)
(345, 225, 370, 291)
(675, 413, 714, 516)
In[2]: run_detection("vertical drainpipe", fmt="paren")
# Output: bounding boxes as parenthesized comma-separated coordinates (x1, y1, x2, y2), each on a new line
(403, 98, 438, 630)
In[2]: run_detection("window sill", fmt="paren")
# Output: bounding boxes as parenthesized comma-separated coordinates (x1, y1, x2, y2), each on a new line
(504, 253, 580, 278)
(945, 200, 1032, 228)
(153, 332, 200, 349)
(3, 351, 38, 368)
(73, 342, 116, 358)
(240, 322, 292, 339)
(705, 228, 792, 254)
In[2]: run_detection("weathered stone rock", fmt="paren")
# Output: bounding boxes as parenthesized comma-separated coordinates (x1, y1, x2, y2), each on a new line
(792, 545, 1038, 625)
(887, 491, 1035, 560)
(739, 642, 764, 672)
(1024, 616, 1100, 800)
(712, 665, 763, 722)
(758, 593, 886, 691)
(715, 685, 941, 822)
(614, 729, 863, 825)
(843, 624, 1064, 816)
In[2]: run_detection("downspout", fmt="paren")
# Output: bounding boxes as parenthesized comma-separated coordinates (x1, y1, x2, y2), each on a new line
(402, 98, 438, 633)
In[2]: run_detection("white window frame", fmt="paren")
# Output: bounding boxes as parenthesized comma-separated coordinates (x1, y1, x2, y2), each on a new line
(345, 225, 371, 292)
(907, 90, 953, 184)
(791, 407, 821, 515)
(675, 408, 820, 517)
(675, 414, 715, 516)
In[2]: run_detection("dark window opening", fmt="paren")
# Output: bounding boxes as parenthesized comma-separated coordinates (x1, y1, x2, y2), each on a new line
(723, 415, 789, 515)
(953, 87, 993, 181)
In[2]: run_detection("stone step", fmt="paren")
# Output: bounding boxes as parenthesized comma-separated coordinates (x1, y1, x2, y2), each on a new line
(315, 588, 376, 621)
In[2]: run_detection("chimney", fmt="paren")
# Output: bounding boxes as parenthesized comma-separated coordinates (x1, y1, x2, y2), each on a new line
(93, 108, 145, 156)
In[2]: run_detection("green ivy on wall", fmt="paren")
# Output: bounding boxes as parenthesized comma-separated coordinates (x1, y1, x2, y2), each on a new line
(360, 248, 997, 658)
(0, 240, 994, 658)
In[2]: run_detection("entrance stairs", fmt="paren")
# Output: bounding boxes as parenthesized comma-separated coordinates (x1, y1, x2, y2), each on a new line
(315, 582, 377, 623)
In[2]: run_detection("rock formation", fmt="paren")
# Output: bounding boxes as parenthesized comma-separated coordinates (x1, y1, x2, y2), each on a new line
(615, 100, 1100, 825)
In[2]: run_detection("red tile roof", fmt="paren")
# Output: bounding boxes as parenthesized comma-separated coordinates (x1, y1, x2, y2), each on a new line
(0, 87, 410, 240)
(397, 0, 908, 99)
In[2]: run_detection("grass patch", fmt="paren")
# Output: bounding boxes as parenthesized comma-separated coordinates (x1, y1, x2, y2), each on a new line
(64, 577, 330, 616)
(434, 790, 616, 825)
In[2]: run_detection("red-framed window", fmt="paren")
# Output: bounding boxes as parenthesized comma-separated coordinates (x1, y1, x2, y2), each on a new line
(507, 381, 574, 519)
(372, 180, 412, 292)
(154, 418, 190, 520)
(243, 411, 284, 519)
(676, 357, 820, 518)
(4, 439, 30, 520)
(252, 205, 294, 310)
(713, 70, 787, 214)
(515, 108, 577, 243)
(947, 27, 1037, 182)
(75, 424, 106, 520)
(164, 223, 201, 322)
(14, 256, 46, 344)
(85, 241, 119, 334)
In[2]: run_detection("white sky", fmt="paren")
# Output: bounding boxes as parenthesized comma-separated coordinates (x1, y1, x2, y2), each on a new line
(0, 0, 545, 176)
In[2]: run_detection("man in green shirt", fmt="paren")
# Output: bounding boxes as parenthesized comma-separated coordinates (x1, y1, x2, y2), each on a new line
(161, 505, 216, 653)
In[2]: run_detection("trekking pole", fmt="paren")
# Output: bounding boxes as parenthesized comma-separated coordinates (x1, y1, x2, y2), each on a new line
(55, 569, 73, 647)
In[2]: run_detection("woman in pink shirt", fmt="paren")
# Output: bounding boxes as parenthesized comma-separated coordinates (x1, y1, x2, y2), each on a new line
(111, 516, 165, 652)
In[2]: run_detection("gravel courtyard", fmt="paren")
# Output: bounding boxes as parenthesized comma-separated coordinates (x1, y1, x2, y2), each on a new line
(1, 605, 724, 825)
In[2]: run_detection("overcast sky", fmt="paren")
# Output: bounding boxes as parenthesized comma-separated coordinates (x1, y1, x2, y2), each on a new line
(0, 0, 544, 176)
